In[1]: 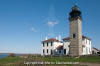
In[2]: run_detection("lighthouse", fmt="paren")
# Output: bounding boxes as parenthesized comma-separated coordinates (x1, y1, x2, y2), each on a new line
(69, 5, 82, 57)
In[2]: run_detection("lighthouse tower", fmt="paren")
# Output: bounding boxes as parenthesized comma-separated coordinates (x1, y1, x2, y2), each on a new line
(69, 5, 82, 57)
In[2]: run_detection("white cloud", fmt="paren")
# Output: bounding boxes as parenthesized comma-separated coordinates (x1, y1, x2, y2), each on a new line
(31, 27, 37, 32)
(47, 21, 58, 27)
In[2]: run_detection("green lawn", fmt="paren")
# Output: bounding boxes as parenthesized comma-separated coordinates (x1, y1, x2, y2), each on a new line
(0, 56, 23, 64)
(79, 56, 100, 63)
(43, 56, 100, 63)
(0, 55, 100, 66)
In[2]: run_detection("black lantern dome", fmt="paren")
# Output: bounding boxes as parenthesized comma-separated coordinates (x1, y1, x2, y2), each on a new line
(69, 5, 82, 21)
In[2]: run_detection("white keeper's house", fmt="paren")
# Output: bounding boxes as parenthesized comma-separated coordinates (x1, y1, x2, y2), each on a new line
(41, 35, 92, 56)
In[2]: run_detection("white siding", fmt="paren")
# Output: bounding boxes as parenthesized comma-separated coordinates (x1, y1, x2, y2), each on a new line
(63, 40, 70, 55)
(82, 39, 92, 55)
(41, 41, 63, 56)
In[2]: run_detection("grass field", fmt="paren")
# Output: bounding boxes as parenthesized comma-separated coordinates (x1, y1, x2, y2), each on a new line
(0, 56, 23, 64)
(43, 56, 100, 63)
(0, 55, 100, 66)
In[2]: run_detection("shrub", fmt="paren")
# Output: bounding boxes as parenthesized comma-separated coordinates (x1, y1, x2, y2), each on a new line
(8, 53, 16, 57)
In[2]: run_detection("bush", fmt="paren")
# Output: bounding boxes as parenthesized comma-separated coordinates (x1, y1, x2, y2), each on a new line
(8, 53, 16, 57)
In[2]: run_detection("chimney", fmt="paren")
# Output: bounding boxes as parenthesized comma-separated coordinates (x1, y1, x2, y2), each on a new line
(45, 36, 48, 40)
(56, 37, 58, 40)
(59, 34, 61, 41)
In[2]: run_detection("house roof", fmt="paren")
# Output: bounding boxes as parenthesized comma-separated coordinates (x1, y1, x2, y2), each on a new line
(63, 35, 91, 40)
(57, 45, 63, 49)
(92, 47, 100, 51)
(42, 38, 59, 43)
(82, 35, 91, 40)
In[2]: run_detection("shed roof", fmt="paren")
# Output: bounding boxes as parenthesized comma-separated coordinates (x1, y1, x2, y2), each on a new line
(92, 47, 100, 51)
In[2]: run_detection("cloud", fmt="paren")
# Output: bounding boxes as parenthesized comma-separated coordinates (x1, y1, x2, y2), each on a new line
(31, 27, 37, 32)
(47, 21, 58, 27)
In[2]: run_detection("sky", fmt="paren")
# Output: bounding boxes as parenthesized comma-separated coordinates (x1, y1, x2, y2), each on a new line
(0, 0, 100, 54)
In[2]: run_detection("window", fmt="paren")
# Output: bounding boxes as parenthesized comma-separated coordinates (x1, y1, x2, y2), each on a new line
(82, 48, 83, 52)
(43, 49, 44, 53)
(43, 43, 44, 47)
(51, 42, 53, 46)
(68, 45, 70, 47)
(47, 49, 48, 53)
(92, 51, 95, 54)
(64, 49, 66, 54)
(51, 50, 53, 55)
(89, 41, 90, 45)
(86, 39, 87, 44)
(73, 34, 76, 38)
(59, 50, 61, 53)
(69, 49, 70, 54)
(47, 42, 48, 46)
